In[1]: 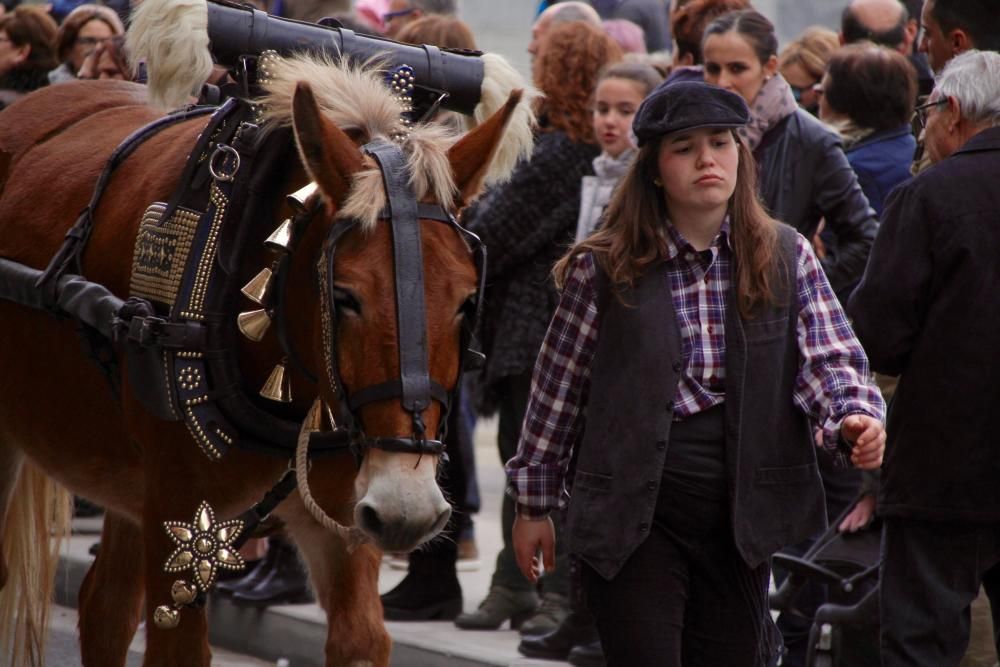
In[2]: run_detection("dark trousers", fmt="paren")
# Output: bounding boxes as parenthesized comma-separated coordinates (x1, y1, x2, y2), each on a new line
(881, 516, 1000, 667)
(580, 407, 777, 667)
(491, 371, 569, 595)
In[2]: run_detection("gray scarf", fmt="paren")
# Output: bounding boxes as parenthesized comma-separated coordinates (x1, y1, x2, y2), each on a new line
(738, 74, 799, 151)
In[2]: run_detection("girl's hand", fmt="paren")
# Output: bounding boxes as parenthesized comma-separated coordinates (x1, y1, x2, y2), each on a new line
(838, 493, 876, 533)
(841, 414, 885, 470)
(512, 513, 555, 583)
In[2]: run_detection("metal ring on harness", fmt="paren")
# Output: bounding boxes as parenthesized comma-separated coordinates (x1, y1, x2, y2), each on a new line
(209, 144, 241, 182)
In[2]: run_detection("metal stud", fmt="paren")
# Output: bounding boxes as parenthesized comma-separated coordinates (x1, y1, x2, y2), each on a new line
(260, 359, 292, 403)
(237, 309, 272, 342)
(264, 219, 295, 253)
(241, 267, 273, 305)
(286, 182, 318, 211)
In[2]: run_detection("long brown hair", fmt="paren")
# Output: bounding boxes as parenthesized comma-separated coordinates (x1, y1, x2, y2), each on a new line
(554, 131, 781, 318)
(534, 21, 624, 144)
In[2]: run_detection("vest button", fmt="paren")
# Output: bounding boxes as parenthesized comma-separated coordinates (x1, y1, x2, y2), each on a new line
(672, 362, 682, 373)
(656, 440, 666, 450)
(647, 481, 656, 491)
(665, 400, 674, 412)
(639, 522, 649, 532)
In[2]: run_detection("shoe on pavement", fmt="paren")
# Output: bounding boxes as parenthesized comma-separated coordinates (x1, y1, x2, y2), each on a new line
(519, 592, 569, 636)
(568, 638, 606, 667)
(381, 571, 463, 621)
(230, 538, 314, 607)
(454, 586, 539, 630)
(518, 609, 600, 660)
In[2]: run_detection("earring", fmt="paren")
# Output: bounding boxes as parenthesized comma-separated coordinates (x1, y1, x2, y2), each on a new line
(653, 177, 663, 187)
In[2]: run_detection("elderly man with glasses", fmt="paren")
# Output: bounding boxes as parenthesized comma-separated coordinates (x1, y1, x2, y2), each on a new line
(383, 0, 457, 37)
(848, 49, 1000, 667)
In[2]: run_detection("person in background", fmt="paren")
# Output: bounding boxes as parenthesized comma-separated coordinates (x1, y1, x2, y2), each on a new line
(849, 49, 1000, 667)
(48, 4, 122, 84)
(840, 0, 931, 100)
(702, 9, 877, 302)
(509, 79, 885, 667)
(778, 26, 839, 116)
(589, 0, 670, 53)
(519, 60, 664, 667)
(528, 2, 602, 61)
(382, 0, 456, 38)
(602, 18, 646, 54)
(666, 0, 749, 84)
(0, 5, 56, 110)
(457, 20, 622, 636)
(76, 33, 129, 80)
(818, 43, 917, 217)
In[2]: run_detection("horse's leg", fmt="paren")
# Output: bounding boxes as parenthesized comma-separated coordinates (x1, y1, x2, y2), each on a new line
(284, 510, 390, 667)
(78, 511, 144, 667)
(0, 442, 23, 589)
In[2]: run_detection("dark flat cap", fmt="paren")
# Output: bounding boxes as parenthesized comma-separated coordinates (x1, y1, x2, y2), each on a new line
(632, 81, 750, 146)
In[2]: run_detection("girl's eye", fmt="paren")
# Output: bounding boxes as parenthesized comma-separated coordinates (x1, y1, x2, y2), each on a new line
(674, 146, 691, 154)
(729, 64, 748, 74)
(705, 64, 720, 75)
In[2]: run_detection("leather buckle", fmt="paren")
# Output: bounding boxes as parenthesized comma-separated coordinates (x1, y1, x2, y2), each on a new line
(128, 316, 166, 347)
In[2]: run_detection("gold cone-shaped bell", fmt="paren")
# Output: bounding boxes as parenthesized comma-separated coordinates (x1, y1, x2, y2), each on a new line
(260, 360, 293, 403)
(237, 309, 272, 342)
(286, 182, 318, 211)
(264, 219, 295, 253)
(241, 268, 273, 305)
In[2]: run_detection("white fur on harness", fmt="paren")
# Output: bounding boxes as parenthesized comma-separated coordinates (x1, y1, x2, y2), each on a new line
(126, 0, 214, 110)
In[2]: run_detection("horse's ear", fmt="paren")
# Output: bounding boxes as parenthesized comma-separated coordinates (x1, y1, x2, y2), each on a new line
(447, 89, 524, 206)
(291, 81, 365, 210)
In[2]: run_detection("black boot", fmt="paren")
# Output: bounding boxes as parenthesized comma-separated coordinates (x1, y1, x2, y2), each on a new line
(381, 536, 462, 621)
(518, 608, 600, 660)
(215, 550, 271, 596)
(567, 639, 606, 667)
(231, 536, 315, 607)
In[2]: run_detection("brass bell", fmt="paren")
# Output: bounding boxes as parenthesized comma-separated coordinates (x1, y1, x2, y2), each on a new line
(264, 219, 295, 253)
(171, 579, 198, 606)
(286, 182, 318, 212)
(237, 309, 272, 342)
(153, 605, 180, 630)
(241, 267, 273, 305)
(260, 359, 292, 403)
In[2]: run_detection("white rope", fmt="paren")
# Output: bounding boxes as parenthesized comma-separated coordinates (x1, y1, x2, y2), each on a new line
(296, 399, 365, 551)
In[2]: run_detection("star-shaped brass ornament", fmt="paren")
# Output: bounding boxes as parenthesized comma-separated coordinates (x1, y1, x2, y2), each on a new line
(162, 501, 246, 593)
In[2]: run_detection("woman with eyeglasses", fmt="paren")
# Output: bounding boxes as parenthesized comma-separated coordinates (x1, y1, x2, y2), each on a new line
(0, 6, 57, 111)
(778, 26, 839, 117)
(48, 4, 123, 84)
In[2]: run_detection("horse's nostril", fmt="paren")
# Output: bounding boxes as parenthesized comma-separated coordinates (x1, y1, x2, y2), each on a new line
(358, 503, 384, 537)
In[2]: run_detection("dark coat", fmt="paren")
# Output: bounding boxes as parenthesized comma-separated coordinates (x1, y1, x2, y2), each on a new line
(593, 0, 671, 53)
(755, 109, 878, 296)
(463, 130, 599, 412)
(568, 224, 826, 577)
(845, 125, 916, 218)
(848, 126, 1000, 522)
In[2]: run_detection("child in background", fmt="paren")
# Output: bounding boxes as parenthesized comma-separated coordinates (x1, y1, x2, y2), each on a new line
(576, 62, 664, 243)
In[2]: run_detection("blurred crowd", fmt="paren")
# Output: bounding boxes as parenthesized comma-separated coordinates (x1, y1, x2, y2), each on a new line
(5, 0, 1000, 666)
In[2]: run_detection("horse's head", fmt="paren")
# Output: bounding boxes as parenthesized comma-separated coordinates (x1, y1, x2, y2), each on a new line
(270, 64, 530, 552)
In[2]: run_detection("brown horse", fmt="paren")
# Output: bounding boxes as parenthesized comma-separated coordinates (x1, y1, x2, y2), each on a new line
(0, 48, 532, 667)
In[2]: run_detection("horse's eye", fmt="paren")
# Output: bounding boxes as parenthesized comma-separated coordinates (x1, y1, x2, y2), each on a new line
(457, 294, 478, 319)
(331, 287, 362, 316)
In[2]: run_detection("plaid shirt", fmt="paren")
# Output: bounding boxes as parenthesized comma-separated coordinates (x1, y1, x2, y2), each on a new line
(507, 222, 886, 517)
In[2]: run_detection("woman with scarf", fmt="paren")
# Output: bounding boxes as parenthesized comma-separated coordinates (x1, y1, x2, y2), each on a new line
(702, 9, 877, 303)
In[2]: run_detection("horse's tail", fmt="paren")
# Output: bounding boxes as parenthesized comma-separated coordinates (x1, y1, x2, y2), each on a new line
(126, 0, 213, 110)
(0, 462, 72, 667)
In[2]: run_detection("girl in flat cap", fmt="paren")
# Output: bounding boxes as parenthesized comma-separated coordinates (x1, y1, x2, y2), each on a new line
(506, 80, 886, 665)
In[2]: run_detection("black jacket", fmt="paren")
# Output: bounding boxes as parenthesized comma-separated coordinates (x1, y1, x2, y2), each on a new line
(463, 130, 599, 411)
(568, 224, 826, 577)
(755, 109, 878, 296)
(848, 127, 1000, 522)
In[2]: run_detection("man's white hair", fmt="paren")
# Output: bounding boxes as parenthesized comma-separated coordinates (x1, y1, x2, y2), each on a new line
(936, 50, 1000, 127)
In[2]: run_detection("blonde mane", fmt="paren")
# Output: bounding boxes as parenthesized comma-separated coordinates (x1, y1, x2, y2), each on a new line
(258, 55, 462, 231)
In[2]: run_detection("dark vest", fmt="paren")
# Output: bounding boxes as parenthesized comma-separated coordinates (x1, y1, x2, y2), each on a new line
(566, 224, 826, 579)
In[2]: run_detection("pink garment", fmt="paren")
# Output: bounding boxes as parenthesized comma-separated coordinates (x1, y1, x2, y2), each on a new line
(355, 0, 390, 32)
